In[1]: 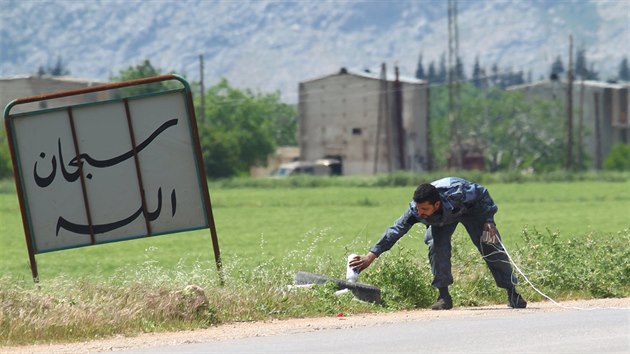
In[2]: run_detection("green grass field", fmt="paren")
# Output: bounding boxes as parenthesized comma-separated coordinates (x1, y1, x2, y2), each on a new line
(1, 177, 629, 346)
(1, 179, 629, 281)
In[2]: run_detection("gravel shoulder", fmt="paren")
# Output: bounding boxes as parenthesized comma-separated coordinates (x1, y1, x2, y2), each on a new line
(3, 297, 629, 354)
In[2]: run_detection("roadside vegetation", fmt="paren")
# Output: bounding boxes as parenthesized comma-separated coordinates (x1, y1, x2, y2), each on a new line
(1, 174, 629, 346)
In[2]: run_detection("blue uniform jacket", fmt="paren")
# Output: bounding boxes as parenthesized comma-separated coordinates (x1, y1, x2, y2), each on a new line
(370, 177, 498, 256)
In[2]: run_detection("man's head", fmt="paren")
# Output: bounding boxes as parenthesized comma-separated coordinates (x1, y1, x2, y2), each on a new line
(413, 183, 441, 218)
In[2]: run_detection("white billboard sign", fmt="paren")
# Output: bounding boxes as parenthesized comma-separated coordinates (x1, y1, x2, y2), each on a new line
(4, 75, 220, 280)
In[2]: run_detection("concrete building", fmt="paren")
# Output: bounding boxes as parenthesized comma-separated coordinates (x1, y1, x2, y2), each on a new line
(298, 67, 430, 176)
(508, 80, 629, 169)
(1, 75, 108, 115)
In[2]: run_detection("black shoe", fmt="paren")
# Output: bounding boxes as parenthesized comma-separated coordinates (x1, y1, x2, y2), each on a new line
(431, 296, 453, 310)
(507, 291, 527, 309)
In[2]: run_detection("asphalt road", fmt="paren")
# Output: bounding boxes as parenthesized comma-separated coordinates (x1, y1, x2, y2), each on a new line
(113, 308, 629, 353)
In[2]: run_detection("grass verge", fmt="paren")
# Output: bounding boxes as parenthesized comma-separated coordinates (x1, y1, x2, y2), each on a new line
(1, 226, 629, 346)
(1, 173, 629, 346)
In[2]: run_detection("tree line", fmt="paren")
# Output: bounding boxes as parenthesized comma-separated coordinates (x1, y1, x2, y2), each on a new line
(415, 51, 630, 87)
(1, 54, 629, 180)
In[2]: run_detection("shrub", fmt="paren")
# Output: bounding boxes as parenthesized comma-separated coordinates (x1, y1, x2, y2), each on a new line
(0, 130, 13, 179)
(603, 144, 630, 171)
(362, 246, 434, 309)
(516, 227, 630, 299)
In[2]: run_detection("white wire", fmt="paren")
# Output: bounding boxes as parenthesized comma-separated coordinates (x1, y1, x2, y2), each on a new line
(486, 238, 630, 311)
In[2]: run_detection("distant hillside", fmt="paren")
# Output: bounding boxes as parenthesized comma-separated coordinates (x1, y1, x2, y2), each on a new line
(0, 0, 627, 102)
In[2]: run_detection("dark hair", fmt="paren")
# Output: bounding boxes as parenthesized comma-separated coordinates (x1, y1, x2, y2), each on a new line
(413, 183, 440, 204)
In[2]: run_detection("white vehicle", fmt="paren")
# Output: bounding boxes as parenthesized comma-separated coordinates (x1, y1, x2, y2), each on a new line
(271, 158, 341, 177)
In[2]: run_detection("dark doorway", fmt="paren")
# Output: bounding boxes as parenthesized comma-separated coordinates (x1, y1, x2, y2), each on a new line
(323, 155, 343, 176)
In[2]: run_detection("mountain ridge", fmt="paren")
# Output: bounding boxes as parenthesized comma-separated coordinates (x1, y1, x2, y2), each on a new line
(1, 0, 627, 103)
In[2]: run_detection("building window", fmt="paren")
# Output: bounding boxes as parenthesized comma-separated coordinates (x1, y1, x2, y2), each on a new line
(352, 128, 362, 135)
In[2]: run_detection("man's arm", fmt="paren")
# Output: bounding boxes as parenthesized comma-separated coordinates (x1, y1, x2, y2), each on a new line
(349, 205, 419, 270)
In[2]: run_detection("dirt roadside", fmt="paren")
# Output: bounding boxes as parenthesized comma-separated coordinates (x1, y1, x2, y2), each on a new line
(3, 297, 629, 354)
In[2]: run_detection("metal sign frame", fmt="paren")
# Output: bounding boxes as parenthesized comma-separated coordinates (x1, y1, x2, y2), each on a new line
(3, 74, 222, 282)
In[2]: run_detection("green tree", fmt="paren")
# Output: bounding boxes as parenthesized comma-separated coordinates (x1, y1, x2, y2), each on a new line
(430, 83, 566, 172)
(110, 61, 295, 179)
(110, 60, 179, 97)
(550, 55, 564, 80)
(267, 99, 297, 147)
(603, 144, 630, 171)
(197, 79, 296, 178)
(574, 47, 599, 80)
(427, 61, 436, 83)
(619, 57, 630, 82)
(0, 128, 13, 178)
(472, 56, 484, 88)
(37, 55, 70, 76)
(468, 87, 565, 171)
(455, 56, 466, 81)
(415, 53, 425, 80)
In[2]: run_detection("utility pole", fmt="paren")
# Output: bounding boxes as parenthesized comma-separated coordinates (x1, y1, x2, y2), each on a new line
(426, 85, 433, 171)
(199, 54, 206, 122)
(448, 0, 462, 169)
(374, 63, 389, 174)
(565, 35, 573, 171)
(577, 62, 585, 169)
(594, 92, 602, 170)
(394, 65, 405, 170)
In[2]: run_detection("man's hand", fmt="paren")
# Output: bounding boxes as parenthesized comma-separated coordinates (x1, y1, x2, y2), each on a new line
(481, 222, 498, 244)
(348, 252, 378, 271)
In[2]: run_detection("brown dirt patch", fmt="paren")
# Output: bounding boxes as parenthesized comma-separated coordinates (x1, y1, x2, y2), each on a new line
(3, 297, 628, 353)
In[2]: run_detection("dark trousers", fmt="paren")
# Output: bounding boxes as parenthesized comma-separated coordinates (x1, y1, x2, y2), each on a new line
(423, 216, 517, 289)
